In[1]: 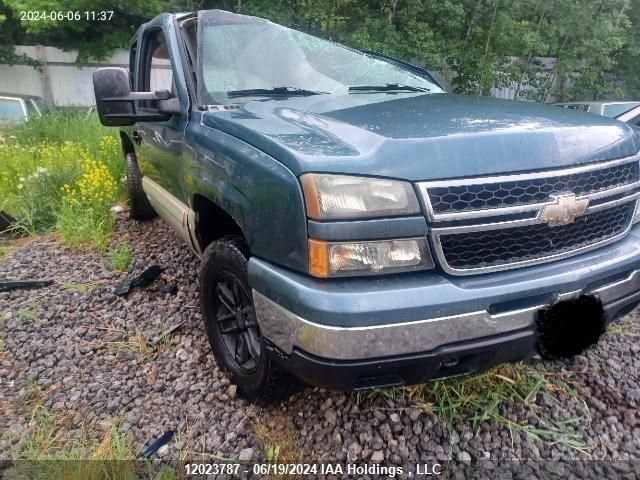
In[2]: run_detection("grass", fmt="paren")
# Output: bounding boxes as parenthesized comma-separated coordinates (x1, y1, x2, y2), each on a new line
(6, 378, 176, 480)
(18, 307, 36, 323)
(107, 329, 171, 362)
(368, 362, 590, 454)
(18, 379, 45, 409)
(56, 201, 113, 252)
(60, 281, 102, 295)
(0, 111, 125, 248)
(10, 405, 176, 480)
(252, 409, 302, 479)
(105, 243, 134, 272)
(10, 110, 119, 164)
(0, 244, 12, 257)
(607, 321, 640, 336)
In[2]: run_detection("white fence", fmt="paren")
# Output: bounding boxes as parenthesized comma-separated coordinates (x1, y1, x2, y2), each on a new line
(0, 46, 171, 106)
(0, 46, 128, 106)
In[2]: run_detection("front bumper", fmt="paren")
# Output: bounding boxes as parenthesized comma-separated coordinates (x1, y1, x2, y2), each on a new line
(249, 225, 640, 390)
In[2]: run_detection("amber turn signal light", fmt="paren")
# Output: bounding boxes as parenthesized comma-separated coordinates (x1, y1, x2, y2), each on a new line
(308, 239, 329, 277)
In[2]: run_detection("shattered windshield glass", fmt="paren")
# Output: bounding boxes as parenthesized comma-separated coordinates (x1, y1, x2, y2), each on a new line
(196, 10, 443, 104)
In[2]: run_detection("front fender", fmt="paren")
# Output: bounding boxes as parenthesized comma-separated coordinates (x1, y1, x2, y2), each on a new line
(184, 119, 309, 273)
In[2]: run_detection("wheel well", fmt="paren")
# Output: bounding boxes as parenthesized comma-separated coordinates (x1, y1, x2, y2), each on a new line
(193, 195, 245, 250)
(120, 131, 135, 156)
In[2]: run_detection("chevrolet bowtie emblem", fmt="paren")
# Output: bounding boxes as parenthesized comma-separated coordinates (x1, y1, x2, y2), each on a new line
(538, 193, 589, 226)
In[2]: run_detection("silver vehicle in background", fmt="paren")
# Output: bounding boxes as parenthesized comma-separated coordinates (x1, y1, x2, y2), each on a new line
(616, 105, 640, 127)
(0, 93, 49, 128)
(554, 100, 640, 118)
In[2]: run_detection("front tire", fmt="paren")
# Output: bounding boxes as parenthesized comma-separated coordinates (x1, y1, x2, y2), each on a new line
(125, 152, 156, 221)
(199, 236, 295, 403)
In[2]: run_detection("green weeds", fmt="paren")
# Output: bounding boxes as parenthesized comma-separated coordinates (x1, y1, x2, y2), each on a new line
(107, 328, 171, 362)
(252, 410, 302, 479)
(607, 321, 640, 336)
(60, 281, 102, 295)
(56, 200, 113, 252)
(369, 362, 590, 454)
(7, 374, 174, 480)
(105, 243, 134, 271)
(18, 378, 45, 409)
(18, 307, 36, 323)
(11, 406, 174, 480)
(0, 111, 125, 248)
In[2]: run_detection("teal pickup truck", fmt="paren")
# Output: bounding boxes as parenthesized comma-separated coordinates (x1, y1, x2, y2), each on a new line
(93, 10, 640, 402)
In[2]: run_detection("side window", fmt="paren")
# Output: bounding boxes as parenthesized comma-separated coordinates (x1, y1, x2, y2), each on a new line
(140, 29, 175, 108)
(0, 98, 24, 121)
(32, 98, 48, 114)
(24, 99, 39, 119)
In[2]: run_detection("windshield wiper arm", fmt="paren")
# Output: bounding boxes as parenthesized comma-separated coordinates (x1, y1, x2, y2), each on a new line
(227, 86, 326, 98)
(348, 83, 430, 93)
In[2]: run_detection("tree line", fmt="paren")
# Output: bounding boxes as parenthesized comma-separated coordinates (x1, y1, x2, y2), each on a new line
(1, 0, 639, 101)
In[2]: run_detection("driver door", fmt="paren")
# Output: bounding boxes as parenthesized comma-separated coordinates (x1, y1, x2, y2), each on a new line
(133, 24, 190, 206)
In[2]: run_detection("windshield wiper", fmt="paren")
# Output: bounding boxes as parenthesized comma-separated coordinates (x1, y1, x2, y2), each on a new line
(226, 86, 326, 98)
(348, 83, 430, 93)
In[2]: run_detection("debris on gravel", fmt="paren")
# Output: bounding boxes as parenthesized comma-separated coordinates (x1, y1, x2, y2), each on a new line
(1, 213, 639, 478)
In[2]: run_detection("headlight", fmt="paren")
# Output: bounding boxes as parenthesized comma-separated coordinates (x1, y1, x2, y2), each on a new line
(308, 238, 434, 277)
(300, 173, 421, 220)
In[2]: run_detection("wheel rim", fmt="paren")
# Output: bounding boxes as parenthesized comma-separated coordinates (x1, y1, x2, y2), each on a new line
(213, 271, 261, 372)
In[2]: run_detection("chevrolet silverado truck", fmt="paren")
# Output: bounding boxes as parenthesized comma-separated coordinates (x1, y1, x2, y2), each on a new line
(93, 10, 640, 402)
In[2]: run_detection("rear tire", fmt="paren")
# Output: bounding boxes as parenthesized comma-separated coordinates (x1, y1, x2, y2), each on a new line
(199, 235, 296, 403)
(125, 153, 156, 221)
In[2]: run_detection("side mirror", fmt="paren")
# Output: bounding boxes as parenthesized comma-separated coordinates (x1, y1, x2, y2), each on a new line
(93, 67, 178, 126)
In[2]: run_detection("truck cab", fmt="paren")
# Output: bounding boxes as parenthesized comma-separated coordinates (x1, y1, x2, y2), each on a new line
(93, 10, 640, 402)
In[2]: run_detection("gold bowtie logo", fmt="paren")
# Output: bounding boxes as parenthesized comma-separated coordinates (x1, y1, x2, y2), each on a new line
(538, 193, 589, 226)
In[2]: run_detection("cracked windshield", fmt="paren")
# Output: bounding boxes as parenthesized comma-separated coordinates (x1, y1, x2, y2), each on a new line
(196, 11, 443, 104)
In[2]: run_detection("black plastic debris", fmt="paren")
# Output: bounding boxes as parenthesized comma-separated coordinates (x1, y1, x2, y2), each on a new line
(139, 430, 175, 458)
(114, 265, 163, 296)
(150, 319, 186, 346)
(0, 279, 54, 292)
(160, 283, 178, 295)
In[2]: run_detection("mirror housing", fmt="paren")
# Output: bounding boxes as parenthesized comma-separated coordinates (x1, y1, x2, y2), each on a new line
(93, 67, 178, 126)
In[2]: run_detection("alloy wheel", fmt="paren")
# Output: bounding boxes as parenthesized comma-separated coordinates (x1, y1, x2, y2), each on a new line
(213, 271, 261, 372)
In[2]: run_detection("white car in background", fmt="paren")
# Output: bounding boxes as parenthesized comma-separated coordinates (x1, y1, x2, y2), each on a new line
(0, 93, 49, 129)
(554, 100, 640, 118)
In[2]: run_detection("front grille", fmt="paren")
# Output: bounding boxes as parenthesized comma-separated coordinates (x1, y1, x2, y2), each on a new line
(428, 161, 638, 214)
(439, 204, 634, 271)
(419, 157, 640, 275)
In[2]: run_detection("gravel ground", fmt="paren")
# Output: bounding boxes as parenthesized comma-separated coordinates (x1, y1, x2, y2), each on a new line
(1, 213, 640, 479)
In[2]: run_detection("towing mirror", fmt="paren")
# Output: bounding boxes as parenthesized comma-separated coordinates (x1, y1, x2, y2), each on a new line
(93, 67, 178, 126)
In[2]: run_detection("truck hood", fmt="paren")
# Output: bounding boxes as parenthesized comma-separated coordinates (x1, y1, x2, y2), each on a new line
(201, 93, 640, 181)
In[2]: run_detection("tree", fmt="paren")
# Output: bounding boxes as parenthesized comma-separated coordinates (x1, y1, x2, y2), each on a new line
(1, 0, 640, 100)
(0, 1, 39, 66)
(608, 0, 640, 99)
(2, 0, 190, 62)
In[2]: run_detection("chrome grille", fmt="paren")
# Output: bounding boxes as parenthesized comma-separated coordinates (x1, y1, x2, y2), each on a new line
(418, 156, 640, 275)
(439, 204, 633, 270)
(428, 161, 638, 215)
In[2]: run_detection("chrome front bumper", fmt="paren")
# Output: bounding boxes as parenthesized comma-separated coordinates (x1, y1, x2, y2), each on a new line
(253, 268, 640, 361)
